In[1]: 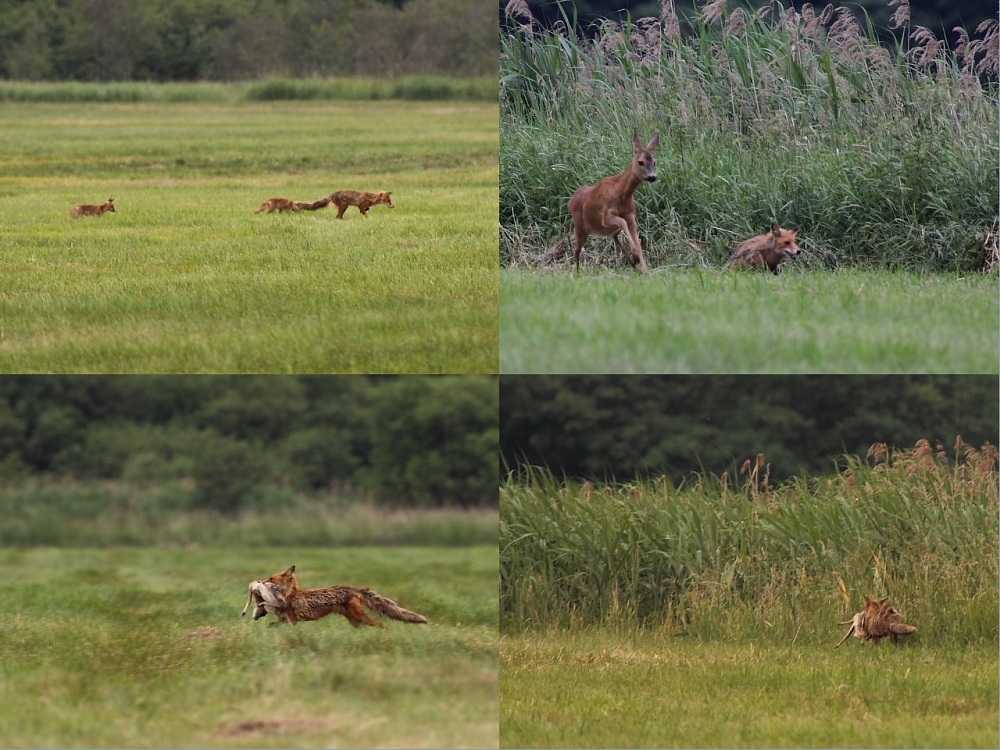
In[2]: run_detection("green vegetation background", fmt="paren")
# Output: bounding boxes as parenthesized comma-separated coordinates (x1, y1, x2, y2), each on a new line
(510, 0, 993, 37)
(0, 376, 498, 546)
(500, 0, 998, 272)
(0, 0, 496, 82)
(500, 375, 998, 481)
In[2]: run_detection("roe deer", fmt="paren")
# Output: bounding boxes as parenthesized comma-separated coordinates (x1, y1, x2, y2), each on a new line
(69, 197, 115, 218)
(568, 130, 660, 274)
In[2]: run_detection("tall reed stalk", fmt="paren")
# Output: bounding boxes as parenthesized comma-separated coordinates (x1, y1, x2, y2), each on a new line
(500, 439, 998, 644)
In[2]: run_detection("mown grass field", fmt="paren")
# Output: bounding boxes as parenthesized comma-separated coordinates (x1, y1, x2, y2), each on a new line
(500, 268, 998, 373)
(0, 97, 497, 373)
(0, 545, 498, 748)
(501, 631, 998, 749)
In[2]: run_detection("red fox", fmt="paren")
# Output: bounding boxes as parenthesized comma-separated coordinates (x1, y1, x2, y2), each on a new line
(329, 190, 394, 219)
(835, 595, 917, 647)
(726, 222, 801, 274)
(254, 197, 298, 214)
(69, 198, 115, 218)
(240, 565, 427, 628)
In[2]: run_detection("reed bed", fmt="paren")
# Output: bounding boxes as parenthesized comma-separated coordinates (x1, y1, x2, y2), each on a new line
(500, 0, 999, 272)
(500, 439, 999, 644)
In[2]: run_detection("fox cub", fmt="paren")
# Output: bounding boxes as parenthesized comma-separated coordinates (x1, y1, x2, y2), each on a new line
(69, 198, 115, 218)
(241, 565, 427, 628)
(254, 197, 299, 214)
(329, 190, 394, 219)
(726, 222, 801, 275)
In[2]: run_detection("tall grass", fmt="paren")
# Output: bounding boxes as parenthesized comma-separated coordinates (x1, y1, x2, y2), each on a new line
(0, 482, 498, 547)
(500, 1, 999, 272)
(500, 439, 999, 645)
(0, 76, 497, 103)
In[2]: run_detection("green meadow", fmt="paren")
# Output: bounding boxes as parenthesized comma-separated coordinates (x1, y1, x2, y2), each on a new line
(0, 95, 498, 373)
(0, 545, 498, 748)
(501, 632, 997, 749)
(500, 268, 998, 373)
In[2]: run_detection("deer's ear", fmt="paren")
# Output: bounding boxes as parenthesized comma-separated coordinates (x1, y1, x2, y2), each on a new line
(646, 133, 660, 152)
(632, 130, 642, 151)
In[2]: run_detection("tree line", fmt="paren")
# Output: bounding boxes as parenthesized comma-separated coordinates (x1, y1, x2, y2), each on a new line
(506, 1, 993, 48)
(500, 376, 998, 482)
(1, 0, 496, 81)
(0, 376, 498, 510)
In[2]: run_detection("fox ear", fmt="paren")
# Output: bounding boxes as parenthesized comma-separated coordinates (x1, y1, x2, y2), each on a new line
(770, 221, 780, 235)
(283, 565, 296, 575)
(790, 225, 799, 234)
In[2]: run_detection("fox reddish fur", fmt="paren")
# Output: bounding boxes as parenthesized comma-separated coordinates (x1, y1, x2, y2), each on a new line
(254, 197, 299, 214)
(240, 565, 427, 628)
(568, 130, 659, 274)
(329, 190, 394, 219)
(835, 596, 917, 648)
(69, 197, 115, 218)
(726, 222, 801, 275)
(292, 197, 331, 211)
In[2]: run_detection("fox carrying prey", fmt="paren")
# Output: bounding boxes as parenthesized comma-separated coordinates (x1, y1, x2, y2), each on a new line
(835, 595, 917, 647)
(240, 565, 427, 628)
(328, 190, 393, 219)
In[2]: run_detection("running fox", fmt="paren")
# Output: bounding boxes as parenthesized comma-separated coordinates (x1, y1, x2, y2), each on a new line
(254, 197, 298, 214)
(329, 190, 394, 219)
(835, 595, 917, 648)
(69, 197, 115, 218)
(726, 222, 801, 275)
(240, 565, 427, 628)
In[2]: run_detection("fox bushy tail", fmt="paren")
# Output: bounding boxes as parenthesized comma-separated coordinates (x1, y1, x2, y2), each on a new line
(359, 588, 427, 624)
